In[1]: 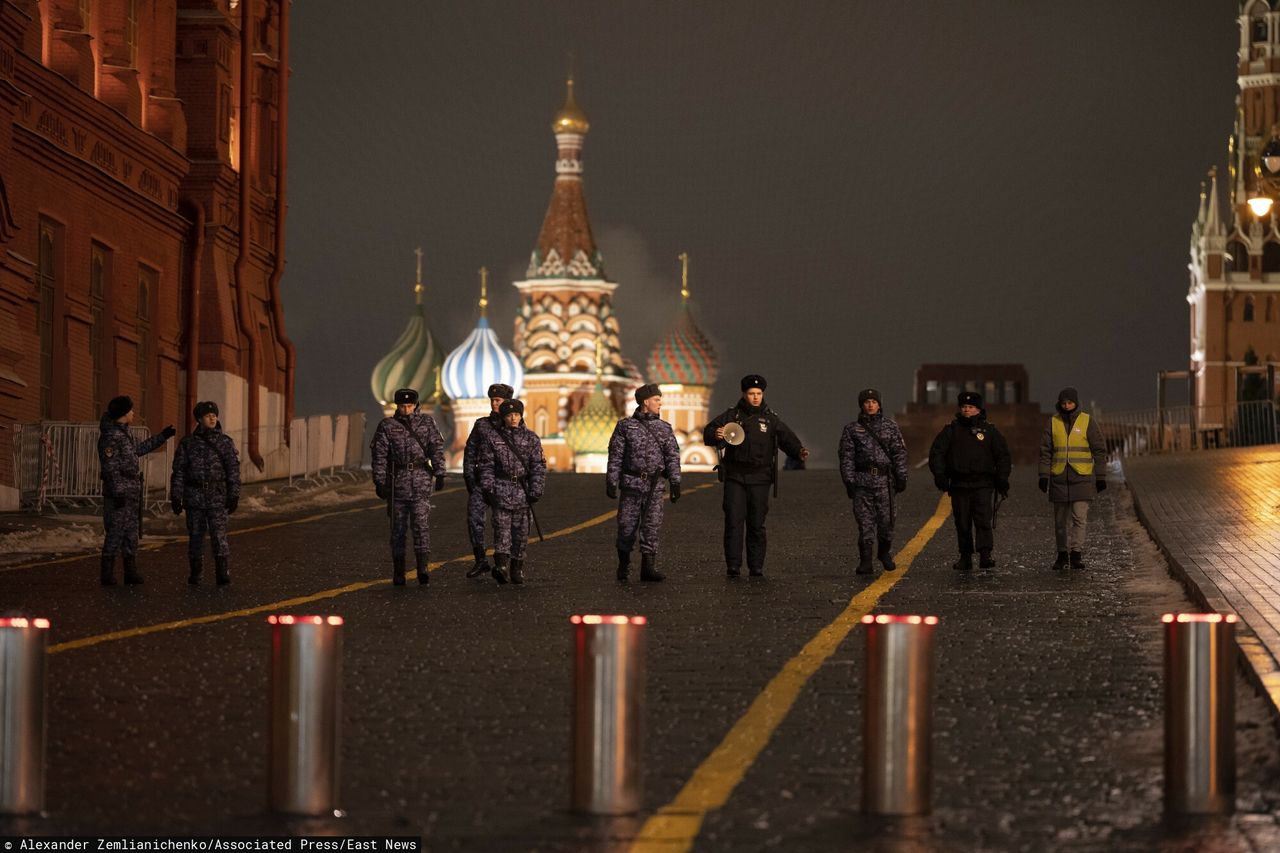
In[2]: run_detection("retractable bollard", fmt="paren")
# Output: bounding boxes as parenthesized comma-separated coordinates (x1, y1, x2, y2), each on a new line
(861, 614, 938, 816)
(1163, 612, 1236, 815)
(267, 615, 343, 815)
(570, 614, 646, 815)
(0, 617, 49, 815)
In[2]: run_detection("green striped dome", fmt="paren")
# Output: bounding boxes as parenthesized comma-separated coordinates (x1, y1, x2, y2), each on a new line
(565, 383, 618, 454)
(371, 302, 445, 407)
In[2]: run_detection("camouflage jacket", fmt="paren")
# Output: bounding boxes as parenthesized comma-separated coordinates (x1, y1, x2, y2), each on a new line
(370, 413, 447, 502)
(476, 423, 546, 511)
(97, 415, 168, 500)
(607, 409, 682, 493)
(170, 424, 241, 509)
(838, 414, 908, 490)
(462, 413, 502, 489)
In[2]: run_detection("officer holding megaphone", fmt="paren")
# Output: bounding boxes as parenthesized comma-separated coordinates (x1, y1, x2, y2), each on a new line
(704, 374, 808, 578)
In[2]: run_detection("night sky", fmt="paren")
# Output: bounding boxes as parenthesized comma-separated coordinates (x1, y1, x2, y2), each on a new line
(285, 2, 1237, 466)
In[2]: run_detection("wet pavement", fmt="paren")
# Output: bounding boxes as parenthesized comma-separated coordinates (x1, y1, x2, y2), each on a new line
(0, 469, 1277, 850)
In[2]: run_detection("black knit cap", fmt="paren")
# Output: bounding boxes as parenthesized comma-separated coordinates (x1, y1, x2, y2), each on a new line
(1058, 386, 1079, 405)
(857, 388, 881, 406)
(193, 401, 219, 421)
(487, 383, 514, 401)
(740, 374, 767, 392)
(958, 391, 983, 408)
(106, 395, 133, 420)
(499, 399, 524, 417)
(393, 388, 419, 405)
(635, 383, 662, 404)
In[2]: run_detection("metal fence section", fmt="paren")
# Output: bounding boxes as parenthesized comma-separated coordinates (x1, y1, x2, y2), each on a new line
(10, 412, 367, 513)
(1097, 400, 1278, 457)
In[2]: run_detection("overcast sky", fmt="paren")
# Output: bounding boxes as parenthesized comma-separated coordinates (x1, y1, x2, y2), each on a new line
(284, 1, 1237, 465)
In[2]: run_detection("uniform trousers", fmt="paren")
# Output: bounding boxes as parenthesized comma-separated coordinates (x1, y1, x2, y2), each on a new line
(950, 486, 995, 555)
(723, 480, 771, 570)
(852, 480, 893, 548)
(186, 505, 230, 559)
(1053, 500, 1090, 552)
(466, 487, 488, 550)
(102, 495, 141, 557)
(616, 482, 666, 554)
(390, 498, 431, 558)
(491, 506, 530, 560)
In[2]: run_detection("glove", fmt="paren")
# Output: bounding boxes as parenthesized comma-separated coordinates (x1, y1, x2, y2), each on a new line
(933, 474, 948, 492)
(435, 474, 446, 491)
(1038, 477, 1049, 493)
(845, 482, 856, 500)
(997, 480, 1010, 498)
(161, 425, 176, 440)
(464, 476, 476, 494)
(670, 482, 681, 503)
(894, 478, 907, 494)
(375, 483, 387, 501)
(606, 481, 618, 500)
(1096, 479, 1108, 492)
(225, 496, 238, 514)
(170, 499, 183, 516)
(527, 494, 540, 505)
(484, 491, 500, 508)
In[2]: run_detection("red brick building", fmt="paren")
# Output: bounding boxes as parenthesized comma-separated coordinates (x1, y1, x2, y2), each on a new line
(0, 0, 294, 509)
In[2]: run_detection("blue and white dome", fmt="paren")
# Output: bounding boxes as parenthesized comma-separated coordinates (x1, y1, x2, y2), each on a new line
(442, 316, 524, 401)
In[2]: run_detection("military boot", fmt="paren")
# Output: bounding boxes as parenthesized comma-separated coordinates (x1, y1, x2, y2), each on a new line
(640, 553, 665, 582)
(510, 558, 525, 585)
(978, 551, 996, 569)
(188, 557, 203, 585)
(877, 539, 896, 572)
(855, 542, 876, 575)
(415, 552, 430, 585)
(466, 546, 490, 579)
(215, 556, 231, 586)
(1069, 551, 1086, 569)
(1052, 551, 1070, 570)
(122, 554, 144, 585)
(100, 554, 117, 586)
(617, 549, 631, 582)
(952, 553, 973, 572)
(392, 554, 406, 586)
(491, 554, 510, 585)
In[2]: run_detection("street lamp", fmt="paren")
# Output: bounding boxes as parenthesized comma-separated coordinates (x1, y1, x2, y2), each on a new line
(1247, 126, 1280, 218)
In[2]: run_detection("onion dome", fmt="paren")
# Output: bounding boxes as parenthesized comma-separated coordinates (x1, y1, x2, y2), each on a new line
(565, 340, 619, 454)
(552, 76, 590, 135)
(442, 267, 524, 401)
(371, 249, 446, 410)
(647, 253, 719, 386)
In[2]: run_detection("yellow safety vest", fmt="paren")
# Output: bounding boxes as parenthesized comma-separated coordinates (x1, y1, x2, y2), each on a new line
(1051, 412, 1094, 475)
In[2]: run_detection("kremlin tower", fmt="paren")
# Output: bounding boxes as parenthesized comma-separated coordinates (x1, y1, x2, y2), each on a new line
(512, 77, 629, 471)
(441, 268, 525, 470)
(648, 253, 719, 471)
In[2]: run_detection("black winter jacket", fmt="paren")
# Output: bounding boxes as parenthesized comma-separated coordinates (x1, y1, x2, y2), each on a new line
(703, 399, 803, 485)
(928, 413, 1012, 491)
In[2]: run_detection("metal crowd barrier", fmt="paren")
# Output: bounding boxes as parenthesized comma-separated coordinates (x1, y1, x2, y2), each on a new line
(1097, 400, 1278, 457)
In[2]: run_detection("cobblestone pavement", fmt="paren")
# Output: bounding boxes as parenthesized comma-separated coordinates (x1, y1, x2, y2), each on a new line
(0, 470, 1276, 851)
(1125, 447, 1280, 723)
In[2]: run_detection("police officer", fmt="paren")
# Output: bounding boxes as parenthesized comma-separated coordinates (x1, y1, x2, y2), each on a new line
(170, 401, 241, 585)
(477, 399, 546, 585)
(838, 389, 908, 575)
(928, 391, 1011, 571)
(370, 388, 447, 586)
(462, 383, 513, 578)
(1038, 387, 1108, 570)
(703, 374, 808, 577)
(606, 383, 682, 582)
(97, 395, 175, 585)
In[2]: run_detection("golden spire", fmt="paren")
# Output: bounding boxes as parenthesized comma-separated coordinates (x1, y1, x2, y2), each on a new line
(678, 252, 690, 305)
(413, 247, 424, 305)
(478, 266, 489, 318)
(553, 74, 590, 135)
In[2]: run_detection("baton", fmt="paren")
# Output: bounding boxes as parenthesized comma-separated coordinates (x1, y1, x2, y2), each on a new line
(992, 491, 1007, 530)
(528, 503, 544, 543)
(136, 472, 145, 540)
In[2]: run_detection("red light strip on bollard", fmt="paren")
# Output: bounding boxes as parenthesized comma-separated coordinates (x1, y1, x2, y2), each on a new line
(1161, 613, 1238, 624)
(266, 615, 344, 626)
(861, 614, 939, 626)
(570, 615, 647, 625)
(0, 617, 50, 629)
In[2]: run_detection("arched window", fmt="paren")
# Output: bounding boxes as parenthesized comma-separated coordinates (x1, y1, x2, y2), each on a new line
(1263, 242, 1280, 272)
(1228, 240, 1251, 272)
(1251, 2, 1269, 43)
(535, 408, 549, 436)
(1245, 294, 1257, 322)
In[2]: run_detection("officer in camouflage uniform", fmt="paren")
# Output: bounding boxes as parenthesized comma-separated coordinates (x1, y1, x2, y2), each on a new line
(462, 383, 513, 579)
(477, 399, 546, 586)
(606, 383, 682, 583)
(170, 401, 241, 586)
(371, 388, 447, 586)
(838, 389, 908, 575)
(97, 395, 175, 585)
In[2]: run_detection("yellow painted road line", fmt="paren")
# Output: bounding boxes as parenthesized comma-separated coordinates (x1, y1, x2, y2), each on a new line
(629, 495, 951, 853)
(46, 483, 715, 655)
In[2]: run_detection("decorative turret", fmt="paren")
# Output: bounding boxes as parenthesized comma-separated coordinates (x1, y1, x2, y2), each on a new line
(442, 267, 524, 401)
(371, 248, 446, 416)
(564, 340, 619, 472)
(648, 252, 719, 386)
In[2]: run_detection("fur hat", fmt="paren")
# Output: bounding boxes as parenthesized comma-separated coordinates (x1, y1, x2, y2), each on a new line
(193, 401, 219, 421)
(487, 383, 514, 401)
(106, 395, 133, 420)
(635, 383, 662, 404)
(857, 388, 881, 406)
(499, 399, 525, 417)
(740, 374, 767, 392)
(393, 388, 419, 405)
(957, 391, 983, 409)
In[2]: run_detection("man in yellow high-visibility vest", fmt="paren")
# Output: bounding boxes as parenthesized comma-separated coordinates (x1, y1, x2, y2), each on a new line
(1037, 387, 1108, 570)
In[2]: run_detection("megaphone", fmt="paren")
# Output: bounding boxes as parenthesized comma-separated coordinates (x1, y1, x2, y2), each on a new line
(722, 422, 746, 446)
